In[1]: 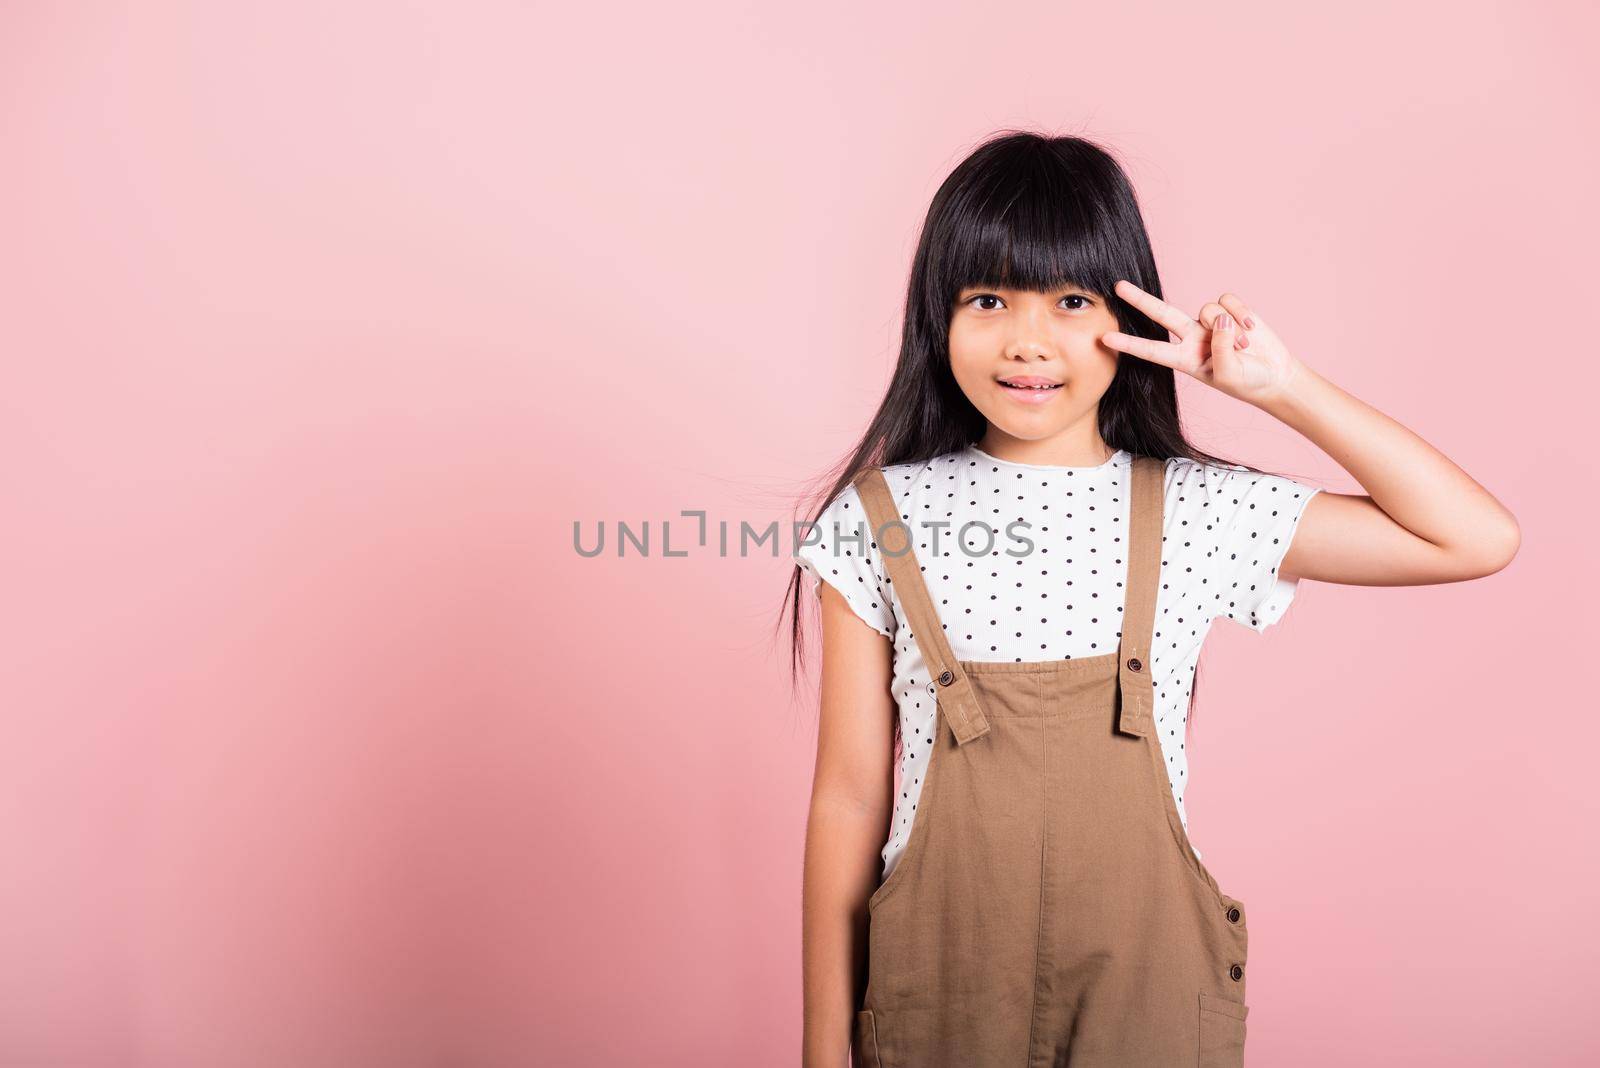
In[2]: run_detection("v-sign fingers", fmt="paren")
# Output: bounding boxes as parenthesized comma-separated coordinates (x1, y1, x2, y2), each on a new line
(1113, 279, 1198, 340)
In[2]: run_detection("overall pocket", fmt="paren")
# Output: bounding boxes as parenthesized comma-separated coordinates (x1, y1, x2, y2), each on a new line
(1197, 991, 1248, 1068)
(851, 1008, 881, 1068)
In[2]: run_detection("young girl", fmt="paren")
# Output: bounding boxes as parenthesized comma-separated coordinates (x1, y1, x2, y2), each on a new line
(790, 131, 1519, 1068)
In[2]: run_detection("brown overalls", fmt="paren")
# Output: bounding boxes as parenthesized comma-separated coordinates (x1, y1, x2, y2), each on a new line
(849, 454, 1251, 1068)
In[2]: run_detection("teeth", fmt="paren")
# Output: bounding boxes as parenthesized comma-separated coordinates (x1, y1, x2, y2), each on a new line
(1003, 382, 1058, 390)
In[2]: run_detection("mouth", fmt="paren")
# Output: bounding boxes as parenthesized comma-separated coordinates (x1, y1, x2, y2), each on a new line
(997, 376, 1064, 403)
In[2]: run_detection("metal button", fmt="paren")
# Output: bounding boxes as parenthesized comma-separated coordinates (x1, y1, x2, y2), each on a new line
(1126, 657, 1143, 673)
(937, 670, 954, 686)
(1227, 907, 1241, 924)
(1229, 963, 1244, 982)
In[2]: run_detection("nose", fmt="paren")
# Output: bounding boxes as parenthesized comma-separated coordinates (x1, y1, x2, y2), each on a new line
(1003, 300, 1055, 361)
(1004, 323, 1053, 361)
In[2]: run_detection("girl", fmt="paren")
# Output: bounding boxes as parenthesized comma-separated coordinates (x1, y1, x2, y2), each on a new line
(789, 131, 1519, 1068)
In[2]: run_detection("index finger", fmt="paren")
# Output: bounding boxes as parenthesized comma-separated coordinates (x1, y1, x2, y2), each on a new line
(1113, 279, 1197, 339)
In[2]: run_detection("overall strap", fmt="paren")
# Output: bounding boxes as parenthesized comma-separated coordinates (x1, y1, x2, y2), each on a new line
(1115, 454, 1167, 738)
(851, 468, 992, 746)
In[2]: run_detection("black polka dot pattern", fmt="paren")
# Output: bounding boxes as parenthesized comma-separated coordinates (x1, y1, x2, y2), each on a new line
(796, 444, 1320, 877)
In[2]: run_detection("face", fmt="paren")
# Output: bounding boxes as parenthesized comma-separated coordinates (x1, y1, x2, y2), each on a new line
(948, 283, 1121, 448)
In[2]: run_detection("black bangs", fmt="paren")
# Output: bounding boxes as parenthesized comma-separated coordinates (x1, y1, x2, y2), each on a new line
(917, 133, 1158, 321)
(935, 170, 1118, 302)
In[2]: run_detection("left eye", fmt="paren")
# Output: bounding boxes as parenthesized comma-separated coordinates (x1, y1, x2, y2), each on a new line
(963, 294, 1094, 310)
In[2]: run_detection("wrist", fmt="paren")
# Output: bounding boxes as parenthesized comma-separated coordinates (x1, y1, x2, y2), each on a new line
(1256, 357, 1321, 422)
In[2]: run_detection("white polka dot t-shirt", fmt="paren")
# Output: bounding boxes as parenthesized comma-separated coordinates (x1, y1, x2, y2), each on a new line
(796, 444, 1321, 879)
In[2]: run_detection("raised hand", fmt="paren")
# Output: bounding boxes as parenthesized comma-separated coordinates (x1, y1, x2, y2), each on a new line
(1099, 279, 1302, 407)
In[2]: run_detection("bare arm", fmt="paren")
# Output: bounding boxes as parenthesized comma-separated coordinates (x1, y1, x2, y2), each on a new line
(802, 583, 896, 1068)
(1261, 358, 1520, 586)
(1103, 281, 1521, 587)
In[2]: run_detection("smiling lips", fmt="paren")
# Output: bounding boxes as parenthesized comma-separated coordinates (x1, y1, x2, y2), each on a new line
(998, 375, 1063, 404)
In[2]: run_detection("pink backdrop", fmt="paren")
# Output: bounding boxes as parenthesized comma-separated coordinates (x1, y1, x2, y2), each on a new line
(2, 2, 1596, 1065)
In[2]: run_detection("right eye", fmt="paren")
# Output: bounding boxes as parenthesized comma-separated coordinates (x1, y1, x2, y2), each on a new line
(964, 294, 1004, 311)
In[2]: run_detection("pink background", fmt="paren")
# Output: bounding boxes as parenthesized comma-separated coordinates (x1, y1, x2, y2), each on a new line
(2, 2, 1595, 1065)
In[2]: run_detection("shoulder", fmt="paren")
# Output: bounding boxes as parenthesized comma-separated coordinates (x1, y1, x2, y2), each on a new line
(856, 452, 965, 509)
(884, 452, 961, 484)
(1162, 453, 1246, 486)
(1161, 454, 1315, 501)
(1160, 454, 1321, 546)
(796, 480, 898, 640)
(806, 452, 953, 547)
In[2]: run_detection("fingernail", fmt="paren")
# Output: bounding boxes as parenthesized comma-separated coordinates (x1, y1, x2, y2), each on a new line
(1216, 313, 1230, 329)
(1235, 336, 1248, 349)
(1243, 315, 1255, 329)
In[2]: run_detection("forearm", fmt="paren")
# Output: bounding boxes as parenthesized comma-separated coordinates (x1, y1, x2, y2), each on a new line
(1259, 359, 1521, 562)
(802, 796, 882, 1068)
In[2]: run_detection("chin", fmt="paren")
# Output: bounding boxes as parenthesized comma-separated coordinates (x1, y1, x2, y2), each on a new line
(985, 416, 1075, 441)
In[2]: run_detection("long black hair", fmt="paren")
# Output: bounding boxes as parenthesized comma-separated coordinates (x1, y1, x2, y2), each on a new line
(780, 129, 1278, 742)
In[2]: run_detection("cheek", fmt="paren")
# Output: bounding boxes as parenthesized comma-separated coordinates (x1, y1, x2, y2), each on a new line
(946, 322, 986, 378)
(1081, 317, 1122, 363)
(947, 316, 977, 349)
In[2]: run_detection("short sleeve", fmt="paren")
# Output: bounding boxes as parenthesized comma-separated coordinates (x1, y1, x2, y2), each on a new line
(1205, 463, 1322, 633)
(795, 483, 896, 640)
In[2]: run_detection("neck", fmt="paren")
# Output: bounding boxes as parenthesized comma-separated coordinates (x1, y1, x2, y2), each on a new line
(975, 429, 1115, 468)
